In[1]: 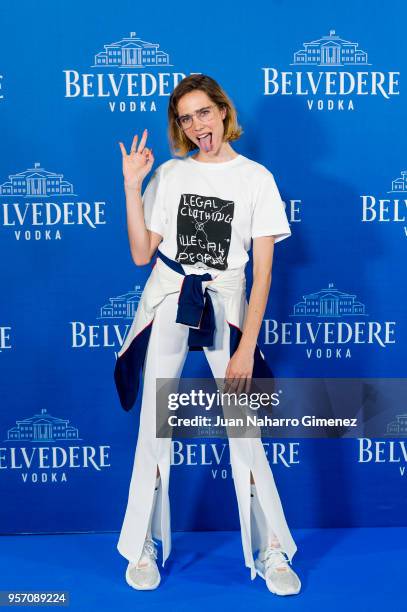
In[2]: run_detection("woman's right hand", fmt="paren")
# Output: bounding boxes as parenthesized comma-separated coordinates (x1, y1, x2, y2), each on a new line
(118, 128, 154, 189)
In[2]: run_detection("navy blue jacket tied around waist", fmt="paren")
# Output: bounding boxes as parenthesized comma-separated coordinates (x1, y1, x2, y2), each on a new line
(113, 249, 274, 411)
(157, 250, 215, 349)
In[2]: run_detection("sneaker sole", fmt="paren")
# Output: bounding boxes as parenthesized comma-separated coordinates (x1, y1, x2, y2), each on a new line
(125, 564, 161, 591)
(254, 559, 301, 596)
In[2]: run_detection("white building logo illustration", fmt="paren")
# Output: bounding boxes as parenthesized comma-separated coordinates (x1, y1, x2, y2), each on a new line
(0, 162, 75, 197)
(93, 32, 171, 68)
(292, 30, 369, 66)
(387, 414, 407, 435)
(292, 283, 366, 317)
(100, 285, 144, 319)
(0, 163, 107, 242)
(388, 170, 407, 193)
(361, 172, 407, 238)
(6, 408, 80, 442)
(262, 29, 400, 112)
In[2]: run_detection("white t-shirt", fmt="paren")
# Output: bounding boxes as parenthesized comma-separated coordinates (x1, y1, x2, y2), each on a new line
(142, 153, 291, 271)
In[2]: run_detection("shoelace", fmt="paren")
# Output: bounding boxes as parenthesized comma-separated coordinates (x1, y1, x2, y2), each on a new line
(142, 538, 157, 559)
(262, 548, 291, 572)
(141, 537, 158, 562)
(137, 538, 157, 568)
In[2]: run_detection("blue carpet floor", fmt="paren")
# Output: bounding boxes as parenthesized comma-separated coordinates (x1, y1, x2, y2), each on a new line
(0, 527, 405, 611)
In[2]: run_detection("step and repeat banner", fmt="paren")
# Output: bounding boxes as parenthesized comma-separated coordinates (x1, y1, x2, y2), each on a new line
(1, 0, 406, 535)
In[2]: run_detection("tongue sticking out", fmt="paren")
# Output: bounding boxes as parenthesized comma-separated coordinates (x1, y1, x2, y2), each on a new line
(198, 133, 212, 152)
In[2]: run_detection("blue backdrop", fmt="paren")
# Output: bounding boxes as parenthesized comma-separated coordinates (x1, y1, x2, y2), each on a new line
(1, 0, 406, 535)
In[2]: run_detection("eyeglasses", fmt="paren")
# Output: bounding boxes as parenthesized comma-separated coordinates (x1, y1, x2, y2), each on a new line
(175, 104, 217, 130)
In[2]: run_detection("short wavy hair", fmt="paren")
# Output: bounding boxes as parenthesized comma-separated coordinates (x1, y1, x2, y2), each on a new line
(168, 74, 244, 157)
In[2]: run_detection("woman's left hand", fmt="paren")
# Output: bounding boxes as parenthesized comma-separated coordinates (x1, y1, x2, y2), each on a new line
(224, 348, 254, 395)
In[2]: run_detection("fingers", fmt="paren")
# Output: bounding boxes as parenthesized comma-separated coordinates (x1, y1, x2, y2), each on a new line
(224, 375, 238, 394)
(137, 128, 148, 153)
(120, 129, 150, 157)
(224, 372, 251, 395)
(118, 142, 127, 157)
(130, 134, 138, 154)
(143, 147, 154, 166)
(236, 376, 246, 396)
(245, 376, 252, 394)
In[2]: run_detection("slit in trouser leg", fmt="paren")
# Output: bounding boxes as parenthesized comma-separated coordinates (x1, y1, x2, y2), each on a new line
(125, 467, 162, 591)
(145, 473, 161, 541)
(228, 439, 257, 580)
(250, 471, 281, 549)
(116, 447, 161, 566)
(249, 449, 301, 595)
(250, 482, 281, 555)
(249, 440, 297, 565)
(120, 450, 163, 591)
(155, 443, 172, 569)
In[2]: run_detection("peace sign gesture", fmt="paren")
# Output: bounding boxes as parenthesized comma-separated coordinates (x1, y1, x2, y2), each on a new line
(118, 128, 154, 189)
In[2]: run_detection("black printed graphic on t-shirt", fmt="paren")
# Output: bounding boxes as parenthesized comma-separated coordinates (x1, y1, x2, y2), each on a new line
(175, 193, 235, 270)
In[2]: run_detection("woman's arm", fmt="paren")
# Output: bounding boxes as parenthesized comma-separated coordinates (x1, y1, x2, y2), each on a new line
(225, 235, 275, 393)
(240, 235, 274, 351)
(124, 182, 162, 266)
(119, 129, 162, 266)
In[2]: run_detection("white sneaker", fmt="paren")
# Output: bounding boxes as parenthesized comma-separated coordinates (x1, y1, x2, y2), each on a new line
(255, 547, 301, 596)
(125, 538, 161, 591)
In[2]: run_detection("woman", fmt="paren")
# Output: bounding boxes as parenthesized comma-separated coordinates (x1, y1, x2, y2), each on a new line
(114, 74, 301, 596)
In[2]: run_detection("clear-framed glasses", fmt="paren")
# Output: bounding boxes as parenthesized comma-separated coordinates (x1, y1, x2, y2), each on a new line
(175, 104, 218, 130)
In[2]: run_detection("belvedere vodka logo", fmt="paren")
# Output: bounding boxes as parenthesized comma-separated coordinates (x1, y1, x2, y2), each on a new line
(264, 282, 396, 359)
(263, 30, 400, 111)
(70, 285, 144, 353)
(0, 162, 107, 241)
(361, 171, 407, 238)
(1, 408, 110, 483)
(63, 31, 198, 113)
(358, 437, 407, 477)
(171, 440, 300, 480)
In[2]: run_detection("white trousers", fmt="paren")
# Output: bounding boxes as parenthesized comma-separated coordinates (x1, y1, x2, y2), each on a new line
(116, 288, 298, 579)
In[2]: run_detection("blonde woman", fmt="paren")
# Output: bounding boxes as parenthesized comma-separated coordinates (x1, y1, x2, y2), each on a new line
(115, 74, 301, 596)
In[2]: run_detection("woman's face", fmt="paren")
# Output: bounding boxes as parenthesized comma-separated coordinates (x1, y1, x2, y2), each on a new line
(176, 90, 227, 156)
